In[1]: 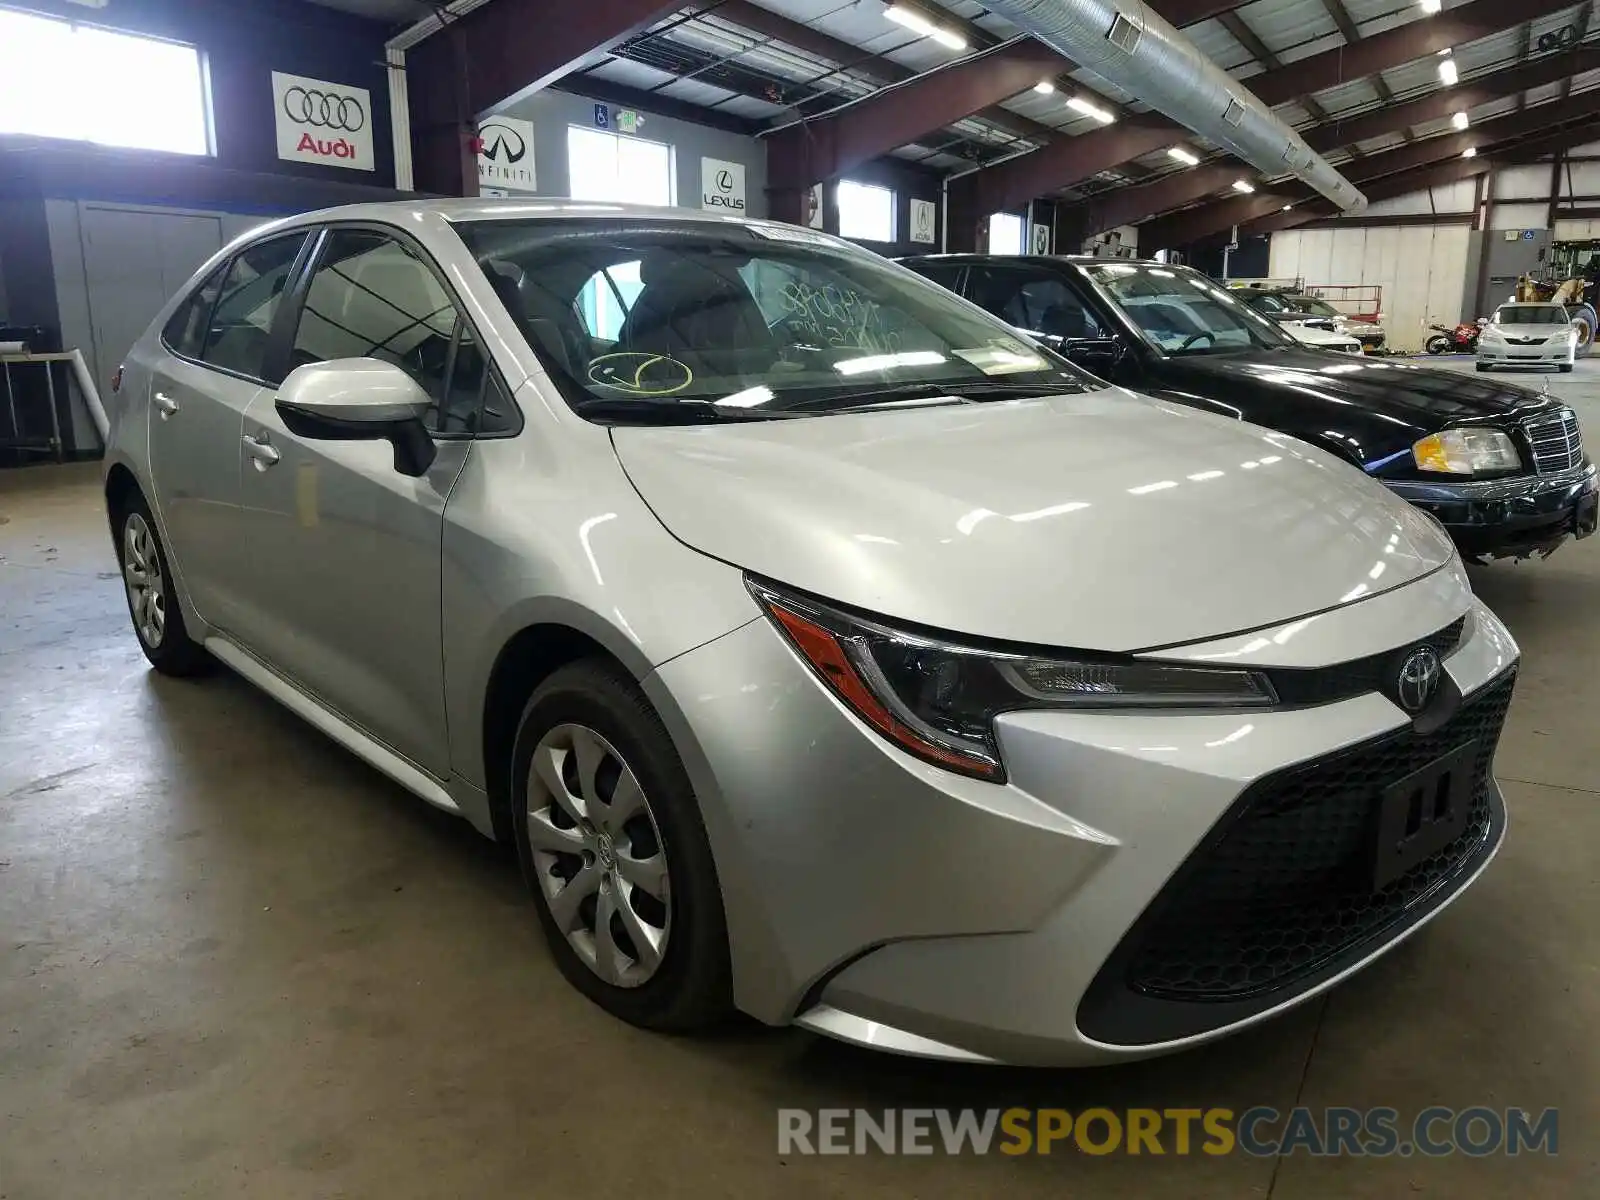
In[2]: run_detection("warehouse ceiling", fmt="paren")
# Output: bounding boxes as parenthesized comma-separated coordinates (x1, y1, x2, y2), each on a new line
(395, 0, 1600, 237)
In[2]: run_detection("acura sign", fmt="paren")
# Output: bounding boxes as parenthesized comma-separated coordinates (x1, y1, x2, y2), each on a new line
(700, 157, 746, 212)
(272, 71, 375, 172)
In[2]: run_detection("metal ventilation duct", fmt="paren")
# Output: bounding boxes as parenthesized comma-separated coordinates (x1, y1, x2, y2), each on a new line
(980, 0, 1368, 213)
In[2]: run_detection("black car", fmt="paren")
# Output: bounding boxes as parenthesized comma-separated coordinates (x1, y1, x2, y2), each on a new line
(900, 254, 1597, 561)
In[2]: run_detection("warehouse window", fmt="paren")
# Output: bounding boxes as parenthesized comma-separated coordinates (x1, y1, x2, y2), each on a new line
(838, 181, 895, 243)
(0, 7, 211, 155)
(987, 213, 1025, 255)
(567, 127, 674, 206)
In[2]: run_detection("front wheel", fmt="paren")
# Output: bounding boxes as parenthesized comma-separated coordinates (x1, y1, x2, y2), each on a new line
(1571, 305, 1596, 358)
(1425, 335, 1451, 355)
(1560, 363, 1574, 374)
(1476, 363, 1491, 373)
(511, 660, 731, 1032)
(114, 496, 210, 676)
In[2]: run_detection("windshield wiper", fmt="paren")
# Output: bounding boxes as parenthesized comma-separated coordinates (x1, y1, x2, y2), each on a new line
(572, 398, 790, 424)
(781, 379, 1080, 412)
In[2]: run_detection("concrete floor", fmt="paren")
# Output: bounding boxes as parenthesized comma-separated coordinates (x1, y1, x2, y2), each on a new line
(3, 361, 1598, 1198)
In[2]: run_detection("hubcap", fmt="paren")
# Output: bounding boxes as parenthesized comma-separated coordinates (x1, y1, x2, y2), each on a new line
(122, 513, 166, 649)
(525, 724, 671, 988)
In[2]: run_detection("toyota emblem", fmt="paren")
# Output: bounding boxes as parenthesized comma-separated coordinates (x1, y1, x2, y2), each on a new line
(1395, 646, 1442, 714)
(283, 86, 365, 132)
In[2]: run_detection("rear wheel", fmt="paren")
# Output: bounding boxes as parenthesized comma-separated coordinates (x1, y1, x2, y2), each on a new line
(1570, 305, 1596, 358)
(114, 495, 210, 676)
(511, 660, 731, 1031)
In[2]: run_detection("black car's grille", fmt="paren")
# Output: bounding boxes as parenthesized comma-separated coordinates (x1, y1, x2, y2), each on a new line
(1263, 616, 1467, 708)
(1118, 669, 1514, 1004)
(1524, 407, 1584, 474)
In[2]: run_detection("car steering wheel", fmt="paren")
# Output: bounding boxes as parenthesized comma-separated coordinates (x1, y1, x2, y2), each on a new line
(1178, 331, 1216, 351)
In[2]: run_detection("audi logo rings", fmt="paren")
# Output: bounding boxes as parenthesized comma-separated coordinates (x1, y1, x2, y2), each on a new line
(283, 87, 366, 132)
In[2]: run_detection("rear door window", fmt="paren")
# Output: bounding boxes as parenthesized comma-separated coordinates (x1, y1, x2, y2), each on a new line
(162, 263, 228, 360)
(198, 234, 308, 381)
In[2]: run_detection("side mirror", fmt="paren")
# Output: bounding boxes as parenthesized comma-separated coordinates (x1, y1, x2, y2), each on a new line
(275, 359, 437, 478)
(1061, 336, 1125, 376)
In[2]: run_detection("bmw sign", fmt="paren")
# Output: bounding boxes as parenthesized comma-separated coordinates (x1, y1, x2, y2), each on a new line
(701, 157, 746, 212)
(272, 71, 374, 172)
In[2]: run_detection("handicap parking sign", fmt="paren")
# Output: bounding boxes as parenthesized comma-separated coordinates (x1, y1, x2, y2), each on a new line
(594, 104, 609, 129)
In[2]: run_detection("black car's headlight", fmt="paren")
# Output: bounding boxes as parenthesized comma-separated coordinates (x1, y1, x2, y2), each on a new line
(1412, 429, 1521, 475)
(749, 580, 1277, 781)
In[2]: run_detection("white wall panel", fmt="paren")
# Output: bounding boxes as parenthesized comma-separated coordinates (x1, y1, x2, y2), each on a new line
(1490, 203, 1549, 231)
(1364, 192, 1435, 217)
(1556, 218, 1600, 240)
(1267, 224, 1472, 351)
(1496, 164, 1555, 201)
(1566, 162, 1600, 194)
(1569, 140, 1600, 155)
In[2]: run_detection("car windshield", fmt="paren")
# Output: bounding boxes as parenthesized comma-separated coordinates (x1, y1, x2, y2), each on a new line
(1278, 295, 1341, 319)
(1495, 305, 1568, 325)
(452, 218, 1098, 422)
(1084, 263, 1291, 355)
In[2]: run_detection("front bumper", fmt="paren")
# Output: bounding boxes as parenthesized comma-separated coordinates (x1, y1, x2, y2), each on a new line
(1478, 342, 1572, 364)
(652, 571, 1519, 1066)
(1385, 462, 1598, 558)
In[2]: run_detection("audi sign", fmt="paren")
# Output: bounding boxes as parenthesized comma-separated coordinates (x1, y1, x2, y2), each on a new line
(272, 70, 375, 172)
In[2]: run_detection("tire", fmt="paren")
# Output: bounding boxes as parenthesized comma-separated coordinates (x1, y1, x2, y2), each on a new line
(511, 659, 732, 1032)
(1476, 363, 1491, 373)
(1560, 364, 1574, 374)
(1425, 335, 1450, 355)
(112, 493, 211, 676)
(1571, 305, 1597, 359)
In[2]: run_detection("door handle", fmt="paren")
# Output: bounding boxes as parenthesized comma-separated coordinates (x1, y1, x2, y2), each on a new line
(242, 433, 281, 470)
(154, 392, 180, 419)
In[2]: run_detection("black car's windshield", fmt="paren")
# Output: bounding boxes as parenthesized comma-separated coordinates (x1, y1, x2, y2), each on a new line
(453, 218, 1098, 421)
(1495, 305, 1568, 325)
(1084, 263, 1291, 355)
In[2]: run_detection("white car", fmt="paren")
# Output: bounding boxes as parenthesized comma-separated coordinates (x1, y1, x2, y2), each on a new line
(100, 200, 1520, 1066)
(1278, 320, 1364, 355)
(1478, 303, 1577, 372)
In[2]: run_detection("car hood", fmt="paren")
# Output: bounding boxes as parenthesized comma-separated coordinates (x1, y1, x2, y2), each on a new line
(1484, 323, 1571, 338)
(1159, 349, 1555, 431)
(1283, 324, 1358, 348)
(611, 391, 1457, 651)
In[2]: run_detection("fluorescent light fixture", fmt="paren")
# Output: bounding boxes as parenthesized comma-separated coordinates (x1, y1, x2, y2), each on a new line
(1452, 111, 1469, 130)
(930, 25, 967, 50)
(1233, 180, 1255, 193)
(884, 4, 935, 35)
(1168, 146, 1200, 165)
(1282, 204, 1294, 211)
(1438, 57, 1458, 86)
(1421, 0, 1442, 11)
(1033, 80, 1056, 94)
(1067, 96, 1116, 124)
(1462, 146, 1477, 158)
(834, 350, 947, 376)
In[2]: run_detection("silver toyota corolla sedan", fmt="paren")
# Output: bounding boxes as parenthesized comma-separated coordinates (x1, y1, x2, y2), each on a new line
(103, 200, 1519, 1066)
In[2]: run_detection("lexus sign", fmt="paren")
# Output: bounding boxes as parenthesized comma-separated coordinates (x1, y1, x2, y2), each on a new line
(700, 157, 746, 212)
(272, 71, 375, 172)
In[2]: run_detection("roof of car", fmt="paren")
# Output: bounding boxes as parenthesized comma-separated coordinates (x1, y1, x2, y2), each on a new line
(898, 253, 1158, 266)
(255, 198, 811, 229)
(1496, 301, 1567, 308)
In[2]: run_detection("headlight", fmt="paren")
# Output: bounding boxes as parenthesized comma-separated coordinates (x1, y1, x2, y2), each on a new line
(749, 580, 1277, 781)
(1552, 330, 1577, 346)
(1413, 428, 1522, 475)
(1480, 328, 1504, 342)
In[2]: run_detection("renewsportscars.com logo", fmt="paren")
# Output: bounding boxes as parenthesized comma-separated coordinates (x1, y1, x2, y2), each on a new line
(777, 1106, 1559, 1158)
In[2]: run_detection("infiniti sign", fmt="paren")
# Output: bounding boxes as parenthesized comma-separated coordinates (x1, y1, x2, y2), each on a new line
(477, 116, 537, 193)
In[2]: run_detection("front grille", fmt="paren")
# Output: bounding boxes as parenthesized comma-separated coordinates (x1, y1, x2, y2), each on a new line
(1117, 669, 1514, 1005)
(1524, 408, 1584, 474)
(1264, 615, 1466, 708)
